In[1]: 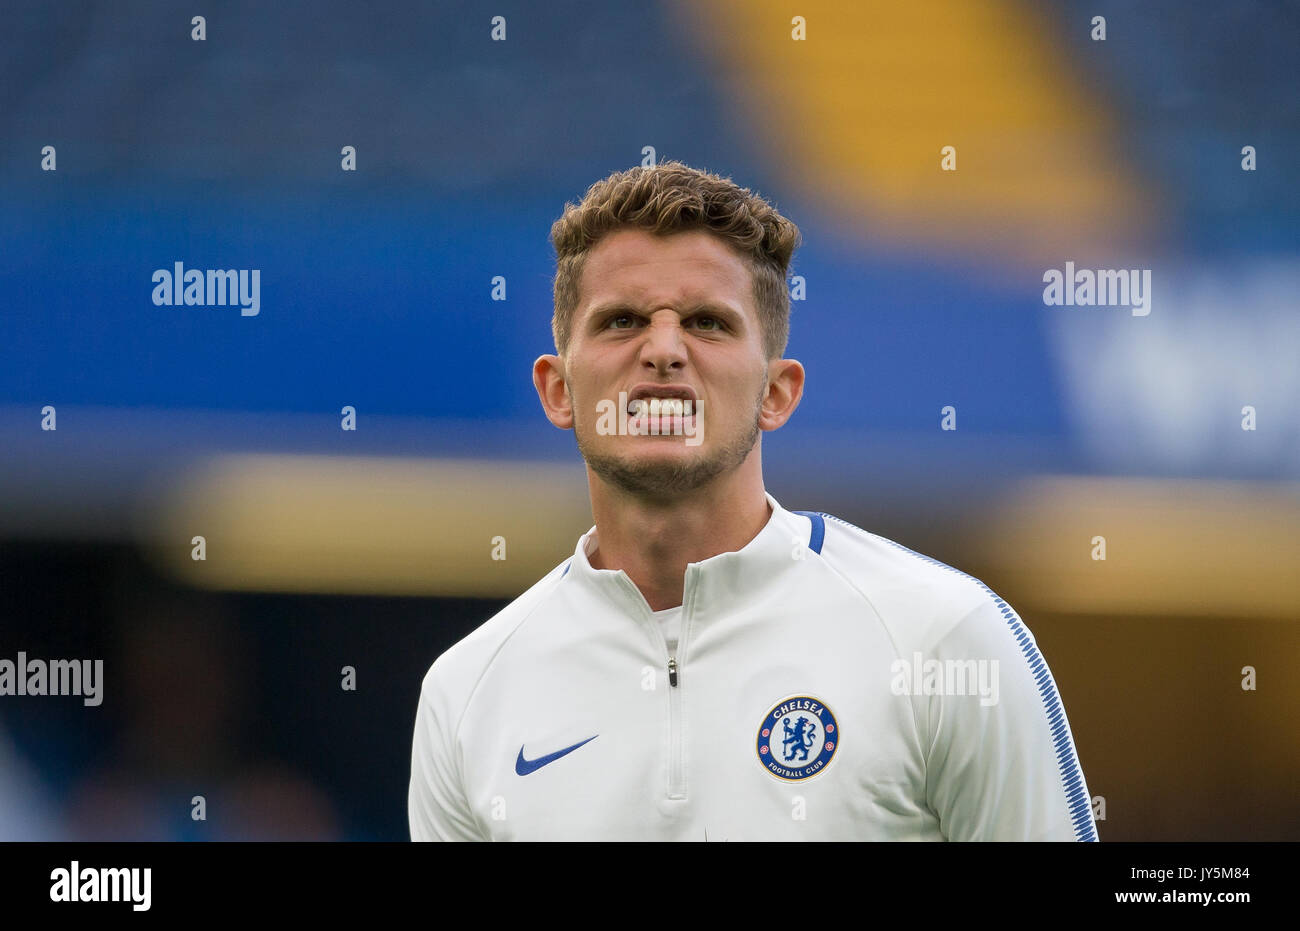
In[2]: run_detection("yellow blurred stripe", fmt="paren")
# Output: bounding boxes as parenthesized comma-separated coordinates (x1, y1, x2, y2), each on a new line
(971, 477, 1300, 617)
(142, 457, 1297, 616)
(142, 455, 592, 597)
(673, 0, 1153, 262)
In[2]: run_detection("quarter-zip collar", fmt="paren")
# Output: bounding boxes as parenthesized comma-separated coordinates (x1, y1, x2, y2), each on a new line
(566, 492, 812, 620)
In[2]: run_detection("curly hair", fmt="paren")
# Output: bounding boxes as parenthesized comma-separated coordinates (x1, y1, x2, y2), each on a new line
(549, 160, 801, 359)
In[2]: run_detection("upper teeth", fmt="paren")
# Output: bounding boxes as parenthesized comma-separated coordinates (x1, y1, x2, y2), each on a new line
(629, 398, 692, 416)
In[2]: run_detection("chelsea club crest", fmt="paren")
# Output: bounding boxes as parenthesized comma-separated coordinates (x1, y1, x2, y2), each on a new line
(755, 695, 839, 780)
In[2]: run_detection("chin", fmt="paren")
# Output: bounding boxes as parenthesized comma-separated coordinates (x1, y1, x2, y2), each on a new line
(622, 438, 706, 458)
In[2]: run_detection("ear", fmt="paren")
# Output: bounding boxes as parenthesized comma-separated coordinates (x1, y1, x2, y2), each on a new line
(533, 354, 573, 429)
(758, 358, 805, 431)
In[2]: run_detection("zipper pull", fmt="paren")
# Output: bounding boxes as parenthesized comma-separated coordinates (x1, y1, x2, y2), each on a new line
(668, 657, 678, 688)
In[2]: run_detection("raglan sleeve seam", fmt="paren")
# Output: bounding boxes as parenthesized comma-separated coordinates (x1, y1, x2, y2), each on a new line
(811, 542, 932, 786)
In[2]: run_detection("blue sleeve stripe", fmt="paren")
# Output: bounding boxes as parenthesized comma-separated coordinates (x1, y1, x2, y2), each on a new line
(813, 511, 1099, 842)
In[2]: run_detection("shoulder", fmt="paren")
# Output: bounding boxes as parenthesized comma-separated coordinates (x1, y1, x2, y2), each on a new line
(415, 556, 571, 726)
(799, 510, 1009, 650)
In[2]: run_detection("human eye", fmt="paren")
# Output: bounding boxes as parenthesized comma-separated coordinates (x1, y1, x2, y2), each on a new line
(604, 311, 639, 329)
(692, 314, 724, 332)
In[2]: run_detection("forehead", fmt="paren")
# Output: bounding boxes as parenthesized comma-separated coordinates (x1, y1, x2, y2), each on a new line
(577, 228, 754, 314)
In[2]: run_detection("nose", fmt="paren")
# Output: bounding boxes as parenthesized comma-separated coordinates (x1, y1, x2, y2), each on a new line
(638, 310, 687, 373)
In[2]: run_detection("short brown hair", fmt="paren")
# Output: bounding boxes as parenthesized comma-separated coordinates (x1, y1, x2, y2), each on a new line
(550, 160, 801, 359)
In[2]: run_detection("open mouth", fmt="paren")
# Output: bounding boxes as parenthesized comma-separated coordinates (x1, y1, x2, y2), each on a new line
(626, 397, 695, 418)
(624, 396, 700, 437)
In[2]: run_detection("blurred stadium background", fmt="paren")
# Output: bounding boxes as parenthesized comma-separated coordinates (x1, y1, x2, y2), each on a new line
(1, 0, 1297, 840)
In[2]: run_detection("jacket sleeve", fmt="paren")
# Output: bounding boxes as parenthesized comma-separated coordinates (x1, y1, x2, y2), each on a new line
(923, 594, 1098, 841)
(408, 664, 483, 841)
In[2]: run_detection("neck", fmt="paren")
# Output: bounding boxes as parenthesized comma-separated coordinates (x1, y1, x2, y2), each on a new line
(585, 448, 772, 611)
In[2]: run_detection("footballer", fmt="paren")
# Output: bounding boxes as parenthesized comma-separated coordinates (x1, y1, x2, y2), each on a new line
(409, 160, 1098, 841)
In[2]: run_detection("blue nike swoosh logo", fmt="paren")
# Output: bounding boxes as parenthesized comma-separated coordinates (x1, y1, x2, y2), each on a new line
(515, 735, 598, 775)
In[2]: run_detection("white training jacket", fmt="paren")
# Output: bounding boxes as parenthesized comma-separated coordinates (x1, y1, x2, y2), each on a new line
(409, 493, 1098, 841)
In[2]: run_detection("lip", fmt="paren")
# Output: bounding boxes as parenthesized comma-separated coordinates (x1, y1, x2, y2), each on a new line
(626, 383, 699, 403)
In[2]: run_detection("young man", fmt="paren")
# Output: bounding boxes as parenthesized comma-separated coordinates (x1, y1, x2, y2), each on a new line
(409, 161, 1098, 841)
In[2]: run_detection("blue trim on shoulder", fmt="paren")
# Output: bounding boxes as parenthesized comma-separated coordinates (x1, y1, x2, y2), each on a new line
(792, 510, 825, 555)
(814, 511, 1098, 842)
(561, 559, 571, 577)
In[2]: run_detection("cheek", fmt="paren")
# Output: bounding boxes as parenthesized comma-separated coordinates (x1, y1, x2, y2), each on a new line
(714, 374, 766, 414)
(570, 358, 626, 409)
(565, 379, 602, 428)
